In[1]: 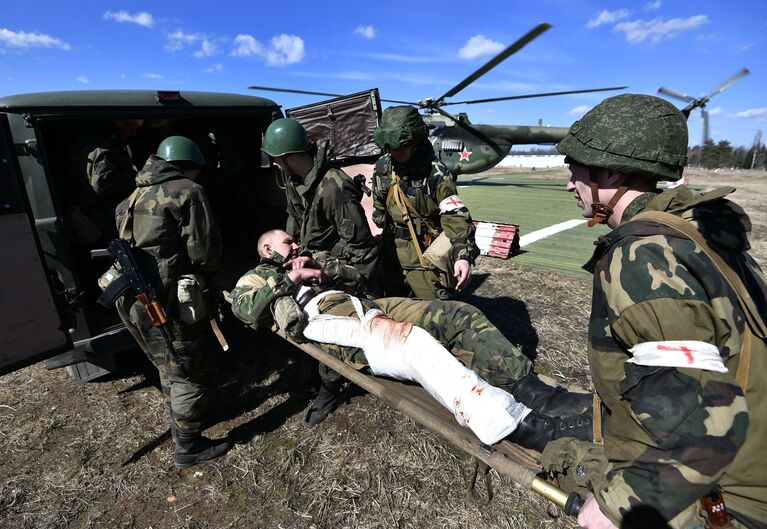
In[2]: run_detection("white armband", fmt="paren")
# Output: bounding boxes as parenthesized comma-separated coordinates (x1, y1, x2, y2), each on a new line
(627, 341, 728, 373)
(439, 194, 465, 213)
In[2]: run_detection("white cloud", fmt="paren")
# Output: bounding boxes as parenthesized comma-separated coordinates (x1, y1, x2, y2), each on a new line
(644, 0, 662, 11)
(587, 9, 632, 29)
(361, 52, 434, 63)
(203, 63, 224, 74)
(0, 28, 70, 50)
(103, 11, 155, 28)
(231, 33, 305, 66)
(166, 30, 202, 51)
(193, 38, 217, 58)
(354, 25, 375, 39)
(143, 72, 164, 79)
(733, 43, 755, 53)
(458, 35, 504, 60)
(708, 107, 723, 116)
(569, 105, 592, 116)
(76, 76, 89, 84)
(696, 33, 719, 42)
(729, 108, 767, 119)
(613, 15, 709, 44)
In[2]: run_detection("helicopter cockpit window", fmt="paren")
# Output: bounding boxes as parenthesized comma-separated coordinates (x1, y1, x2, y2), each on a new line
(441, 139, 464, 152)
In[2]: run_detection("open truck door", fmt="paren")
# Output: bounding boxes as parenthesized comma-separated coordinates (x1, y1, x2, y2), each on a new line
(0, 113, 71, 375)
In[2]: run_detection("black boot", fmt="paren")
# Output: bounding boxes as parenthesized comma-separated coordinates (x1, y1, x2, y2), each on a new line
(506, 410, 592, 452)
(174, 428, 231, 468)
(304, 380, 342, 426)
(508, 373, 592, 417)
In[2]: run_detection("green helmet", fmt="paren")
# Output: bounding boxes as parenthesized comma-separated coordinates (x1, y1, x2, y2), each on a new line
(373, 105, 428, 150)
(156, 136, 205, 165)
(261, 118, 310, 157)
(556, 94, 688, 181)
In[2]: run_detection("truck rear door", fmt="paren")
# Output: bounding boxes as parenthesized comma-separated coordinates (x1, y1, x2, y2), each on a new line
(0, 113, 71, 375)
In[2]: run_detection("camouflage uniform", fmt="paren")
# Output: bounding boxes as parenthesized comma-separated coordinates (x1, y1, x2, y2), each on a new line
(114, 155, 222, 431)
(230, 256, 532, 389)
(63, 125, 138, 246)
(550, 94, 767, 528)
(284, 140, 379, 284)
(372, 139, 479, 299)
(566, 187, 765, 528)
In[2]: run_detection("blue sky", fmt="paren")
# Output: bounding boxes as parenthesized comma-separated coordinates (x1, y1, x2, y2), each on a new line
(1, 0, 764, 147)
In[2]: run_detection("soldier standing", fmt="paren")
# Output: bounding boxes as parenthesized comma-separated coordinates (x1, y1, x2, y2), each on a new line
(372, 106, 478, 299)
(261, 118, 381, 424)
(114, 136, 230, 468)
(546, 94, 767, 529)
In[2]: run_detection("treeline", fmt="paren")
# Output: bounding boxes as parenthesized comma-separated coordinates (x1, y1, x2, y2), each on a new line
(687, 141, 767, 170)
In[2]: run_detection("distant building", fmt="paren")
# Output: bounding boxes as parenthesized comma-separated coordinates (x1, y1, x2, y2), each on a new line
(497, 154, 566, 168)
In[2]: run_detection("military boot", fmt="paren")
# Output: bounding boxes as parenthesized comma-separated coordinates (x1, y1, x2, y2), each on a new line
(304, 380, 342, 426)
(174, 428, 231, 468)
(508, 373, 592, 417)
(506, 410, 593, 453)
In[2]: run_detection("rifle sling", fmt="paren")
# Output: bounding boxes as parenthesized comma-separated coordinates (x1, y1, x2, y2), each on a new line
(386, 170, 430, 269)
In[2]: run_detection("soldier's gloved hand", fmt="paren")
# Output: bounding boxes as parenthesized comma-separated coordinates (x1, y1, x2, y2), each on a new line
(322, 258, 364, 291)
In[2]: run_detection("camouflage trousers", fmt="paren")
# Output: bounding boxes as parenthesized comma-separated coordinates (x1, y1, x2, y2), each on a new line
(314, 294, 532, 389)
(116, 294, 215, 431)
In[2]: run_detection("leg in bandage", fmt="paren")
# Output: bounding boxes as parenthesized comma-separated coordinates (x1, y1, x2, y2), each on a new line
(303, 294, 531, 445)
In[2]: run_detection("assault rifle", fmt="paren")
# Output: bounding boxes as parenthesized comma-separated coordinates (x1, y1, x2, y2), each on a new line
(97, 238, 187, 377)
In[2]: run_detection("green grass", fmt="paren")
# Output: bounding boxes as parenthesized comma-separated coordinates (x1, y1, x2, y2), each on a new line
(458, 170, 610, 276)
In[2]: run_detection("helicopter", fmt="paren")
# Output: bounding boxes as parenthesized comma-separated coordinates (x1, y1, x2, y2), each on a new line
(249, 23, 627, 175)
(657, 68, 750, 146)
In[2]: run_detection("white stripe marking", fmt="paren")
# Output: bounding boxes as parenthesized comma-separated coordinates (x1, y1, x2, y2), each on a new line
(519, 219, 587, 247)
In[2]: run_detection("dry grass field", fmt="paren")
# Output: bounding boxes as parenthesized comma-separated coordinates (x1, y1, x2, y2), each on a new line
(1, 167, 765, 529)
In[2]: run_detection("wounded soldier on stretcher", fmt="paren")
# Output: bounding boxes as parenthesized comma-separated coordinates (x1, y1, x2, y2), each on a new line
(230, 229, 593, 451)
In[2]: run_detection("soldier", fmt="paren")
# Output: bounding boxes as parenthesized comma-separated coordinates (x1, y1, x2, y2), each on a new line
(64, 119, 143, 247)
(261, 118, 379, 286)
(545, 94, 767, 529)
(229, 228, 593, 450)
(372, 106, 478, 299)
(114, 136, 230, 468)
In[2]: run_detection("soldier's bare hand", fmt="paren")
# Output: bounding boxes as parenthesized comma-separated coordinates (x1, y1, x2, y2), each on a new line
(284, 256, 320, 270)
(453, 260, 472, 291)
(577, 493, 618, 529)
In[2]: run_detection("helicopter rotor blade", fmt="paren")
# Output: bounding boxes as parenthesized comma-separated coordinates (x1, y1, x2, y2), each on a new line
(657, 86, 695, 103)
(248, 85, 418, 106)
(434, 23, 552, 105)
(441, 86, 628, 106)
(709, 67, 750, 98)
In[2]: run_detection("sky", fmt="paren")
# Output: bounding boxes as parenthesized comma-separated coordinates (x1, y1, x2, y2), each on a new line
(0, 0, 765, 148)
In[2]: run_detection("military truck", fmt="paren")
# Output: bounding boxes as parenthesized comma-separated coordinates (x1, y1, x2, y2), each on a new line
(0, 88, 384, 382)
(0, 90, 294, 381)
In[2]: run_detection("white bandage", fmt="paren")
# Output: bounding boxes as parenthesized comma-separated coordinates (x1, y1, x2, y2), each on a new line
(627, 341, 728, 373)
(439, 194, 465, 213)
(302, 294, 530, 444)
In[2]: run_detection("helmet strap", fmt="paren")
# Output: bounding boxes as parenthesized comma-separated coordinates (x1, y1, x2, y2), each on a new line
(587, 168, 630, 228)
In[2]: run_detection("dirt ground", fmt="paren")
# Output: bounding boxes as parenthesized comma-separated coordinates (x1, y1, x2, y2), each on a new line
(1, 168, 765, 529)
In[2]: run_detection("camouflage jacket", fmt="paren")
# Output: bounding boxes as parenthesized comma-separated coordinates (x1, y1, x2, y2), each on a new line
(64, 125, 138, 206)
(230, 256, 367, 331)
(585, 186, 766, 525)
(284, 140, 379, 282)
(115, 155, 221, 293)
(372, 140, 479, 265)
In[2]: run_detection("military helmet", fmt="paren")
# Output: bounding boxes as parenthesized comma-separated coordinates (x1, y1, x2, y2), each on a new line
(156, 136, 206, 165)
(557, 94, 688, 181)
(261, 118, 310, 157)
(373, 105, 428, 150)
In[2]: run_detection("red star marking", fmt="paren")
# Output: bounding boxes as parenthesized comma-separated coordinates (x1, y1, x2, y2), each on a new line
(658, 344, 695, 364)
(459, 148, 472, 161)
(445, 196, 462, 208)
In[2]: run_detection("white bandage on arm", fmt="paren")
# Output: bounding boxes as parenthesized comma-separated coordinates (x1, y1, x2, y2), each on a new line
(627, 341, 728, 373)
(302, 294, 530, 445)
(438, 194, 465, 213)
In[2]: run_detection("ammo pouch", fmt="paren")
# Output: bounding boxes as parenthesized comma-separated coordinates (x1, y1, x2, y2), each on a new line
(422, 232, 458, 290)
(97, 263, 123, 291)
(539, 438, 609, 499)
(176, 274, 209, 324)
(273, 296, 308, 343)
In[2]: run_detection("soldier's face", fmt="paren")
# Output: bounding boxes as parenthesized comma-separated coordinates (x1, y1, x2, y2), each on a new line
(567, 162, 615, 218)
(391, 143, 416, 163)
(268, 232, 299, 261)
